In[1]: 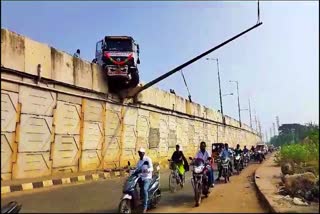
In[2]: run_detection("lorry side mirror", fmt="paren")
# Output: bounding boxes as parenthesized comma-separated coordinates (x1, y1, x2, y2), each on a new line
(137, 58, 140, 64)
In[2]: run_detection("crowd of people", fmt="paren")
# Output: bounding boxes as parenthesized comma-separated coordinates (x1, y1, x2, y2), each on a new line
(134, 141, 266, 212)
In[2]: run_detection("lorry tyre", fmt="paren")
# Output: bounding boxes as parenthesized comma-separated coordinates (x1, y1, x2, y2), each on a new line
(128, 70, 139, 88)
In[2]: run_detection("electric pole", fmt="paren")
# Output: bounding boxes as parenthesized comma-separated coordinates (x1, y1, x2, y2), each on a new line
(254, 110, 258, 132)
(258, 118, 262, 137)
(206, 58, 224, 122)
(265, 130, 268, 143)
(276, 116, 280, 132)
(248, 99, 252, 128)
(229, 80, 241, 127)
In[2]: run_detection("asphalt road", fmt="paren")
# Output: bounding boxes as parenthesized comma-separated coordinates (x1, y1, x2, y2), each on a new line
(1, 163, 268, 213)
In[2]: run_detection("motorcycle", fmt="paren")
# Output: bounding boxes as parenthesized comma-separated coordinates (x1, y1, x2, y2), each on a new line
(215, 156, 231, 183)
(249, 151, 255, 161)
(1, 201, 21, 213)
(234, 154, 242, 174)
(168, 159, 185, 193)
(228, 150, 235, 175)
(256, 150, 264, 163)
(189, 157, 211, 207)
(243, 152, 250, 167)
(118, 161, 161, 213)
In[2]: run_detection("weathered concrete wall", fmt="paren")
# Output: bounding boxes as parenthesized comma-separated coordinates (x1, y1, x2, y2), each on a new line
(1, 28, 261, 180)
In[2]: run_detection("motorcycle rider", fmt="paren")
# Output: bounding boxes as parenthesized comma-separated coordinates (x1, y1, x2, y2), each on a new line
(136, 148, 153, 213)
(243, 145, 249, 154)
(243, 145, 249, 162)
(170, 144, 188, 186)
(250, 146, 256, 160)
(216, 143, 230, 181)
(234, 144, 243, 170)
(194, 141, 214, 188)
(250, 145, 255, 153)
(225, 143, 234, 172)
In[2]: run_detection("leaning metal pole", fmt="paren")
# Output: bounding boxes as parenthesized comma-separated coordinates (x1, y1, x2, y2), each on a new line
(236, 81, 241, 127)
(129, 22, 263, 97)
(216, 59, 224, 117)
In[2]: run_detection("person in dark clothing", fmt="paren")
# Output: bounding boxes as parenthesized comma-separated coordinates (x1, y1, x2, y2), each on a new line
(250, 146, 255, 152)
(234, 144, 243, 169)
(170, 145, 188, 184)
(73, 49, 80, 58)
(234, 144, 243, 156)
(250, 146, 256, 160)
(243, 145, 249, 154)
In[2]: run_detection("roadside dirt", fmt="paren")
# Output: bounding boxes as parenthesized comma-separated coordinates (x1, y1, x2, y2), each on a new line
(255, 153, 319, 213)
(151, 163, 269, 213)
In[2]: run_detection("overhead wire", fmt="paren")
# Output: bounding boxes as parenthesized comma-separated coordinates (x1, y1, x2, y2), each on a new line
(257, 0, 261, 24)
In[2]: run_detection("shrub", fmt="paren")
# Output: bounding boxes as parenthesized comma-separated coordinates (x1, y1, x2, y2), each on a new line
(277, 141, 319, 176)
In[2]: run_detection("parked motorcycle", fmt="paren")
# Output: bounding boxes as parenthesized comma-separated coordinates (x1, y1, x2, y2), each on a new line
(118, 161, 161, 213)
(189, 157, 211, 207)
(1, 201, 21, 213)
(168, 159, 185, 193)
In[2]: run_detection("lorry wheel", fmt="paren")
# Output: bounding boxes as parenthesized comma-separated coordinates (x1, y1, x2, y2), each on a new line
(107, 79, 116, 93)
(128, 70, 139, 88)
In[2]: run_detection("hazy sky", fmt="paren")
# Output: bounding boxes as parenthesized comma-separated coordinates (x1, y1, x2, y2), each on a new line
(2, 1, 319, 138)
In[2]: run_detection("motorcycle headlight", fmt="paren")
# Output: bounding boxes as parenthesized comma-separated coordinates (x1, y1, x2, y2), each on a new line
(222, 159, 228, 164)
(194, 166, 204, 174)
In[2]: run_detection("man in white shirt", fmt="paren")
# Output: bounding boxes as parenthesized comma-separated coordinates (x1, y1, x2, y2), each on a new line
(194, 141, 214, 188)
(136, 148, 153, 213)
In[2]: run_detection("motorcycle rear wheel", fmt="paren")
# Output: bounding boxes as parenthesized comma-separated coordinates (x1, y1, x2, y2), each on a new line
(223, 168, 228, 183)
(194, 182, 202, 207)
(118, 199, 132, 214)
(236, 164, 240, 175)
(169, 171, 178, 193)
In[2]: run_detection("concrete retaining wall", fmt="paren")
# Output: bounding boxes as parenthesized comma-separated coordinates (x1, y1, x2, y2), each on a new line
(1, 28, 261, 181)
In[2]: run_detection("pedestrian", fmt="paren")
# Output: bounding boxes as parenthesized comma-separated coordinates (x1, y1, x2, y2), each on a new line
(74, 49, 80, 58)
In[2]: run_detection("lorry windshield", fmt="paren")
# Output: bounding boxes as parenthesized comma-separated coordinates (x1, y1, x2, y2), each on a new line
(106, 39, 133, 51)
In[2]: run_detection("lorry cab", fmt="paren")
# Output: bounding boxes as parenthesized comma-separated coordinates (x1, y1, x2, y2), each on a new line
(95, 36, 140, 67)
(95, 36, 140, 92)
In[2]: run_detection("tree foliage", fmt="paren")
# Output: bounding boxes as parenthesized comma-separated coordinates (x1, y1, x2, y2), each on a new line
(270, 123, 319, 147)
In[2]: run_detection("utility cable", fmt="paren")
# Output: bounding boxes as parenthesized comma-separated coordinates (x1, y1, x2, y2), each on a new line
(257, 0, 261, 24)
